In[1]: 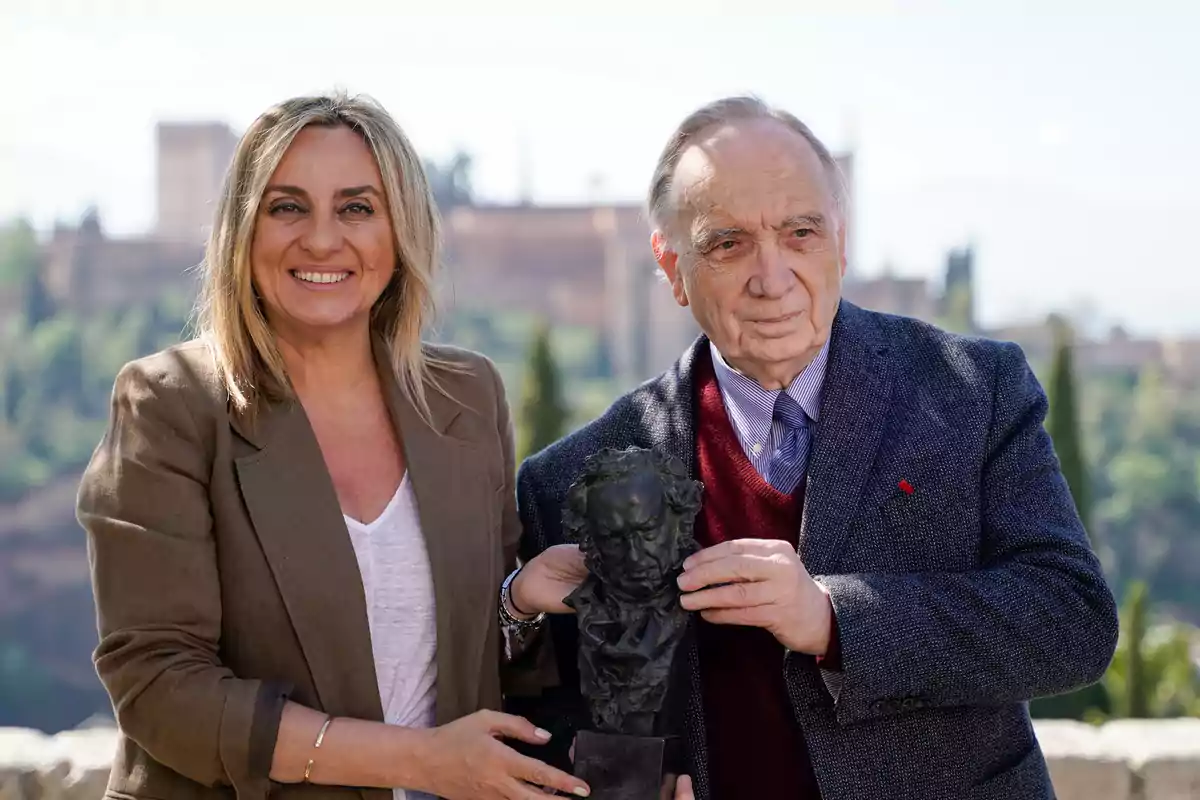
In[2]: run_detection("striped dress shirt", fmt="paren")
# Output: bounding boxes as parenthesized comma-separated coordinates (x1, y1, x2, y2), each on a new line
(708, 339, 829, 481)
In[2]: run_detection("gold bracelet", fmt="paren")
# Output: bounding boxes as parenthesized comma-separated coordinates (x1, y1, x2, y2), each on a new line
(303, 716, 334, 783)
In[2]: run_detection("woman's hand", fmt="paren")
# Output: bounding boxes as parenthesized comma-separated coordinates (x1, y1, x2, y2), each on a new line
(511, 544, 588, 615)
(672, 774, 695, 800)
(411, 710, 589, 799)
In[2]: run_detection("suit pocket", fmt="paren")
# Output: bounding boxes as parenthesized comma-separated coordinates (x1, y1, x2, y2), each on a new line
(973, 746, 1053, 799)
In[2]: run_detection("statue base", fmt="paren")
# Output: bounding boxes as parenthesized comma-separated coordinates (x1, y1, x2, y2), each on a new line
(573, 730, 683, 800)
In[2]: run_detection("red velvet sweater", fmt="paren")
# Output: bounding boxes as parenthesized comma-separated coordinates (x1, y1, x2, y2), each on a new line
(693, 348, 823, 799)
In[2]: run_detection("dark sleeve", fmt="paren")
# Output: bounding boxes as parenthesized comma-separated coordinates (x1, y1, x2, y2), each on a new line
(816, 341, 1119, 725)
(503, 457, 592, 774)
(77, 359, 290, 796)
(483, 356, 555, 672)
(814, 594, 842, 672)
(495, 446, 561, 693)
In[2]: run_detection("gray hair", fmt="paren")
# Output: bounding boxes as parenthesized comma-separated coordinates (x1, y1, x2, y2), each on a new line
(646, 95, 847, 235)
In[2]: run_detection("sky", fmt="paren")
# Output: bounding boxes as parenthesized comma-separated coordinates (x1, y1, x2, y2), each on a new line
(1, 0, 1197, 336)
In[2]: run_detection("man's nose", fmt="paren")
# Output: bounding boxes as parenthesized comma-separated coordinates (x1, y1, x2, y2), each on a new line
(747, 243, 794, 299)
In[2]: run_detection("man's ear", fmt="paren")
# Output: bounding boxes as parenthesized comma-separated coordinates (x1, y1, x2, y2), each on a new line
(651, 230, 689, 308)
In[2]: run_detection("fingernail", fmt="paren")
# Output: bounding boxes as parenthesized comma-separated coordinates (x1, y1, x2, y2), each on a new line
(535, 728, 552, 741)
(573, 788, 590, 797)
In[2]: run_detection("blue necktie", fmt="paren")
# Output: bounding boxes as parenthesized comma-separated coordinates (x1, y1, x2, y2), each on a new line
(768, 392, 811, 493)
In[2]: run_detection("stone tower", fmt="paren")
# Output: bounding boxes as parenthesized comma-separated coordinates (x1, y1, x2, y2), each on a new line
(155, 122, 238, 243)
(941, 246, 977, 332)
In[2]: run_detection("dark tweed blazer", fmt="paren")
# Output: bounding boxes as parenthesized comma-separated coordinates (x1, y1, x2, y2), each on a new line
(508, 300, 1119, 800)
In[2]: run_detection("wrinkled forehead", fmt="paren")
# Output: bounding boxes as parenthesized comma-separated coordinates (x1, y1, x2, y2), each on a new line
(669, 119, 836, 235)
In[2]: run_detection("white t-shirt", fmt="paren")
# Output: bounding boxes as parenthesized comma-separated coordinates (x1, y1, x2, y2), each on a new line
(343, 474, 438, 800)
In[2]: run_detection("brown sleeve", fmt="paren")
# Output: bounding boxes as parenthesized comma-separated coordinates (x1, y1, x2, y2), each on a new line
(482, 356, 556, 687)
(77, 357, 289, 796)
(489, 356, 522, 579)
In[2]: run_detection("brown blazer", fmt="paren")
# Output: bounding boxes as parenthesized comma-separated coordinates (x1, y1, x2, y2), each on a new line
(77, 335, 525, 800)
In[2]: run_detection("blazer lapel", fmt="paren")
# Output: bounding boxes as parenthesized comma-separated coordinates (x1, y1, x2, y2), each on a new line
(645, 337, 712, 799)
(644, 312, 891, 799)
(230, 337, 494, 730)
(800, 300, 894, 575)
(232, 398, 384, 723)
(373, 341, 495, 724)
(648, 336, 704, 473)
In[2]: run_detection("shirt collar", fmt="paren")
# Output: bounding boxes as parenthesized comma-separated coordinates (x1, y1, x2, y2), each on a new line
(709, 338, 829, 425)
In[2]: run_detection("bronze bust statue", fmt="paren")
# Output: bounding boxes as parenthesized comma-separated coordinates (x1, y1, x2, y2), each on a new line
(562, 446, 703, 798)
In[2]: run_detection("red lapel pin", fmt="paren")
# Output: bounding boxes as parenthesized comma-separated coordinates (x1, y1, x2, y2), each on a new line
(898, 479, 915, 495)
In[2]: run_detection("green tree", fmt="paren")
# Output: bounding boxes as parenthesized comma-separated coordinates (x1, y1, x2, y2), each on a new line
(518, 322, 569, 460)
(1047, 323, 1091, 536)
(1030, 322, 1111, 720)
(1125, 580, 1151, 718)
(937, 280, 974, 334)
(1096, 581, 1200, 720)
(0, 218, 39, 287)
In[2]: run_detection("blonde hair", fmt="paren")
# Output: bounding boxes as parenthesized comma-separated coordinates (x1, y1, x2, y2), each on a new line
(196, 91, 454, 425)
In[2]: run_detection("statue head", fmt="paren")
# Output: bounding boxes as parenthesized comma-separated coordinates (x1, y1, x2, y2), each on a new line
(563, 446, 702, 599)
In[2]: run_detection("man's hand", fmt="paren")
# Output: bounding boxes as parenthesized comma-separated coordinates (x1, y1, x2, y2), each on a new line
(511, 544, 588, 616)
(677, 539, 832, 655)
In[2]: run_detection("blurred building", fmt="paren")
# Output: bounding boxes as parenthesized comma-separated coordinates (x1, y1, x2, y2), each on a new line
(40, 209, 202, 315)
(844, 267, 940, 322)
(33, 117, 1198, 386)
(438, 203, 698, 385)
(843, 245, 979, 333)
(155, 121, 238, 243)
(1163, 337, 1200, 386)
(37, 120, 234, 315)
(34, 120, 701, 382)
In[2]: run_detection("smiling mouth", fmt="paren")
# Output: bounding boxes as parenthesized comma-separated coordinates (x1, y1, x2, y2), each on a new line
(291, 270, 351, 285)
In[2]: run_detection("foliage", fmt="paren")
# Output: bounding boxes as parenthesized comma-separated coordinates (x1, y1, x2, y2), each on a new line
(517, 321, 570, 460)
(937, 279, 974, 334)
(0, 245, 192, 501)
(1030, 323, 1200, 721)
(0, 218, 39, 287)
(1098, 581, 1200, 719)
(1032, 580, 1200, 722)
(1046, 323, 1091, 535)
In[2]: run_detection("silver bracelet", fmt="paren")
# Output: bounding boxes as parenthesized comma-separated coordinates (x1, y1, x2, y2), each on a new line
(499, 566, 546, 629)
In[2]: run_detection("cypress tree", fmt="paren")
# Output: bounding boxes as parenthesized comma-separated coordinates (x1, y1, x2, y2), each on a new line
(519, 322, 569, 460)
(1030, 321, 1110, 719)
(1123, 581, 1151, 718)
(1047, 324, 1091, 537)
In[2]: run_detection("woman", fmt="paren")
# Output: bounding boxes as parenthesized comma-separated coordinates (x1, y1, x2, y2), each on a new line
(77, 92, 591, 800)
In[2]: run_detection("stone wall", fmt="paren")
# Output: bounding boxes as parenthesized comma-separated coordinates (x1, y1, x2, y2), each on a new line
(1, 719, 1197, 799)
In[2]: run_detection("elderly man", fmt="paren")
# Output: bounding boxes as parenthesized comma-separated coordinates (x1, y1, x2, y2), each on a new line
(509, 96, 1118, 799)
